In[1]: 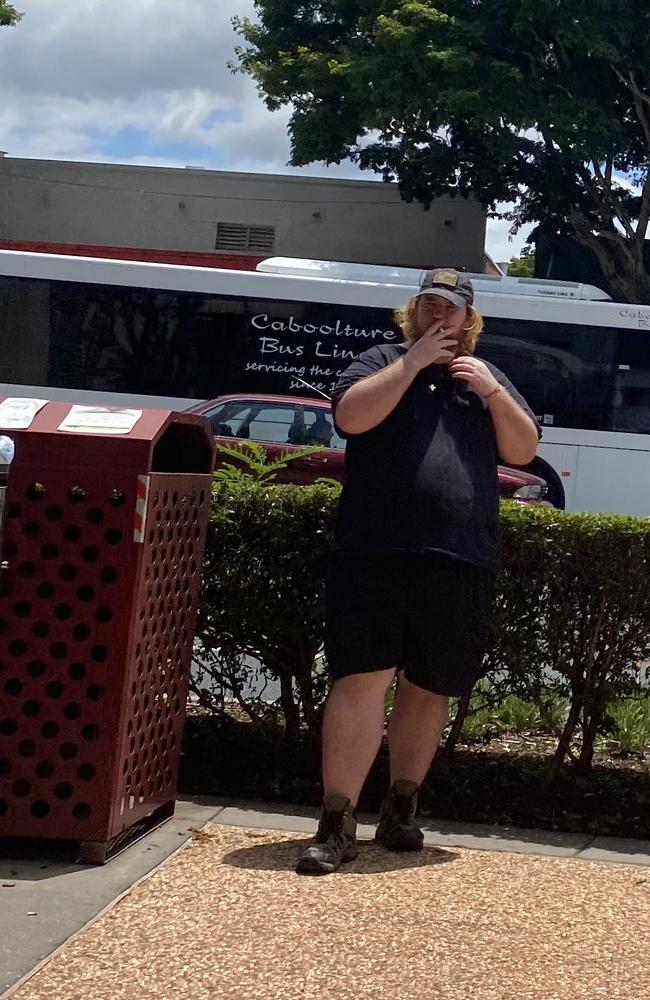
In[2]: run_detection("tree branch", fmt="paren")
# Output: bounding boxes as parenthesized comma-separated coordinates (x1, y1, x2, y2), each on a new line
(637, 172, 650, 243)
(579, 162, 636, 241)
(631, 90, 650, 153)
(624, 88, 650, 241)
(578, 164, 615, 227)
(612, 66, 650, 110)
(568, 209, 625, 272)
(540, 126, 557, 155)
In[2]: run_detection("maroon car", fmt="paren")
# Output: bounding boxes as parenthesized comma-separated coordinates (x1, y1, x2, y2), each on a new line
(190, 393, 551, 504)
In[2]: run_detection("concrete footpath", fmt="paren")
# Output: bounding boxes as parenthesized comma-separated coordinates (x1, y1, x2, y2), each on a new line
(2, 795, 650, 998)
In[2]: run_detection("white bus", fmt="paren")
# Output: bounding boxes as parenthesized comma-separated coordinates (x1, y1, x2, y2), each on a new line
(1, 248, 649, 515)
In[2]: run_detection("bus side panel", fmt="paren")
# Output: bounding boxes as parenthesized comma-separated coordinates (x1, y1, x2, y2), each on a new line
(571, 445, 650, 517)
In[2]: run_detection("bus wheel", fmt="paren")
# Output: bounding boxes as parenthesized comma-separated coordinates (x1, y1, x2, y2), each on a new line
(525, 457, 565, 510)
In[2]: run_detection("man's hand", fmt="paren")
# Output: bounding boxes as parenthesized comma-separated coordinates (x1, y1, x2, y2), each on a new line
(450, 356, 538, 464)
(449, 356, 499, 398)
(335, 324, 457, 435)
(404, 322, 458, 373)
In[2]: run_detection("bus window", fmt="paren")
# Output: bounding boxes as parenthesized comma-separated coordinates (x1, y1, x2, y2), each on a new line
(0, 275, 400, 403)
(610, 330, 650, 433)
(0, 276, 51, 386)
(48, 282, 237, 399)
(478, 317, 633, 432)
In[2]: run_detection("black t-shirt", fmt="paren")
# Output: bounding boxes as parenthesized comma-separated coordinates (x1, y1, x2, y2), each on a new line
(331, 343, 540, 570)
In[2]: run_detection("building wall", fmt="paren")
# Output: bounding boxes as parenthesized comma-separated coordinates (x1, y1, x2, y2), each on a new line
(0, 157, 486, 271)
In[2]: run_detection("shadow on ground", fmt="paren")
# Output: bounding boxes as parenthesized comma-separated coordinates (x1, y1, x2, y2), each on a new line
(220, 834, 459, 874)
(0, 836, 87, 881)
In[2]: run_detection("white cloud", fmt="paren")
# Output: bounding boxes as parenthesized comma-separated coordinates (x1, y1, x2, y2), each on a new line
(485, 215, 534, 266)
(0, 0, 252, 101)
(0, 0, 378, 180)
(0, 0, 294, 167)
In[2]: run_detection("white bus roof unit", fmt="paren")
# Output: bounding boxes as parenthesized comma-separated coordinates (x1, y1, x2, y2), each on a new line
(256, 257, 612, 302)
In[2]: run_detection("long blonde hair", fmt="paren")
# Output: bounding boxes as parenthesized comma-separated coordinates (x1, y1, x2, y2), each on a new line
(394, 297, 484, 356)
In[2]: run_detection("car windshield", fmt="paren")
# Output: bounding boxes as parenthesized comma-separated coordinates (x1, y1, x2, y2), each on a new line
(205, 399, 346, 449)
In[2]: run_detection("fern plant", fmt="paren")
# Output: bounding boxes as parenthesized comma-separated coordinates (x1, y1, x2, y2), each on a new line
(495, 695, 543, 735)
(597, 699, 650, 754)
(213, 440, 325, 484)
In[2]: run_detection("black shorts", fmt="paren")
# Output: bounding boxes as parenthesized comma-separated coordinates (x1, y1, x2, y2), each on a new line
(324, 552, 494, 698)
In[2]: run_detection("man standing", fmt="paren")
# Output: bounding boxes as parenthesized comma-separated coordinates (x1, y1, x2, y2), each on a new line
(296, 269, 540, 875)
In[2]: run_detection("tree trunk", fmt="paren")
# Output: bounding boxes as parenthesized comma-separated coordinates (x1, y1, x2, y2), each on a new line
(576, 735, 596, 776)
(576, 699, 606, 776)
(545, 694, 582, 789)
(569, 214, 650, 303)
(602, 253, 650, 305)
(279, 673, 300, 740)
(442, 690, 472, 758)
(295, 661, 319, 736)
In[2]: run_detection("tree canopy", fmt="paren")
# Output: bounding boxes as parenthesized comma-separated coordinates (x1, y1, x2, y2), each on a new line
(0, 2, 21, 27)
(234, 2, 650, 302)
(508, 246, 535, 278)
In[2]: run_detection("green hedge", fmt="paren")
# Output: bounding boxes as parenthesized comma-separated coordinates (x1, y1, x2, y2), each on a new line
(194, 482, 650, 780)
(196, 482, 336, 738)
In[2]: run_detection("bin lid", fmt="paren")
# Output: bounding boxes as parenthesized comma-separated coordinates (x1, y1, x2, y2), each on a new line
(0, 398, 215, 474)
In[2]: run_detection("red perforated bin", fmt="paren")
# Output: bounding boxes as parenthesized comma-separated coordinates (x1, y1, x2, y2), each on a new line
(0, 401, 214, 862)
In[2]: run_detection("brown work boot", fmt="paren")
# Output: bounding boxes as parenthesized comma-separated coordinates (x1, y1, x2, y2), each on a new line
(295, 793, 359, 875)
(375, 779, 424, 852)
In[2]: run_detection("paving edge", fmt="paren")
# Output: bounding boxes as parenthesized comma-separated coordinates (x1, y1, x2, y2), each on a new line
(0, 802, 230, 1000)
(207, 801, 650, 868)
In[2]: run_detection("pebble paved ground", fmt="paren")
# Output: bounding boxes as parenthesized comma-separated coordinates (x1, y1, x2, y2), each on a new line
(11, 824, 650, 1000)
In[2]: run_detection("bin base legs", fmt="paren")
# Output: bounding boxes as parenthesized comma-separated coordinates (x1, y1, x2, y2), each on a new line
(79, 800, 176, 865)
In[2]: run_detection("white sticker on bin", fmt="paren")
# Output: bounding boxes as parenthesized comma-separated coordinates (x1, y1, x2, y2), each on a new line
(0, 397, 49, 429)
(134, 475, 150, 544)
(58, 406, 143, 435)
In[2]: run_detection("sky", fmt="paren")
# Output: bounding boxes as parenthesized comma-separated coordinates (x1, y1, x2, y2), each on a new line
(0, 0, 530, 263)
